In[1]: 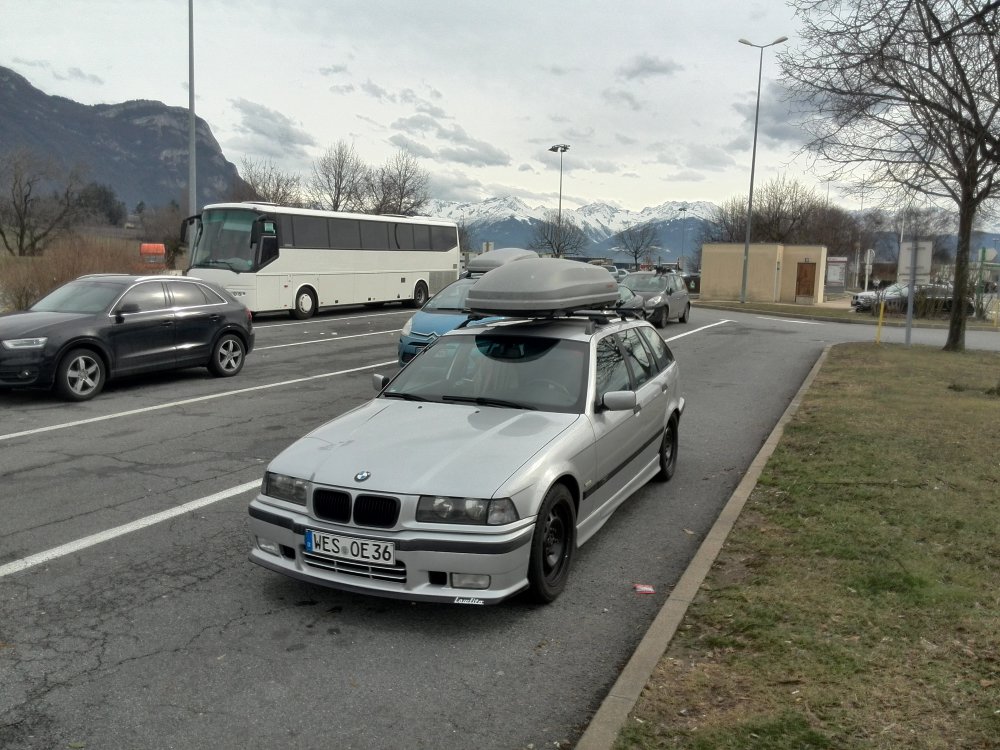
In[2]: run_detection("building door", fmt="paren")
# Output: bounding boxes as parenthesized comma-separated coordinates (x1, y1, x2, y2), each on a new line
(796, 262, 816, 299)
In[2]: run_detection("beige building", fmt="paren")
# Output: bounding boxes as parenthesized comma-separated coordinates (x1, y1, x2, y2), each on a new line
(700, 243, 829, 304)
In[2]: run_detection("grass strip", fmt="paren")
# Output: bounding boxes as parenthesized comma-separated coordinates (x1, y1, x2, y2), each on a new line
(618, 342, 1000, 750)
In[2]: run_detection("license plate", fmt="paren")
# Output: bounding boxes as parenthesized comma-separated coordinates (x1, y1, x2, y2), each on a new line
(305, 529, 395, 566)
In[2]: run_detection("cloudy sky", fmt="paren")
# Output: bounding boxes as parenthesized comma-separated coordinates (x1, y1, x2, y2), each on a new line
(1, 0, 821, 211)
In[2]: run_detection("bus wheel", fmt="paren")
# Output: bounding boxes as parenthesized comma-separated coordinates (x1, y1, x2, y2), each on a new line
(291, 288, 317, 319)
(408, 281, 429, 309)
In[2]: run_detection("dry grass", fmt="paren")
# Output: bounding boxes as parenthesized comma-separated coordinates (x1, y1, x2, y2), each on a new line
(0, 234, 140, 310)
(618, 343, 1000, 750)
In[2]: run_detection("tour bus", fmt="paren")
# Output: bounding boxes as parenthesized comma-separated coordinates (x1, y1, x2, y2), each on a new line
(182, 202, 461, 319)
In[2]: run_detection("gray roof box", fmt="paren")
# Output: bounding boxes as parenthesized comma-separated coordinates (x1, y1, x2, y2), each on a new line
(466, 257, 620, 314)
(466, 247, 538, 275)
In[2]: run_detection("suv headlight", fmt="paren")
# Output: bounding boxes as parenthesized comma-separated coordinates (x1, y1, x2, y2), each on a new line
(2, 337, 47, 350)
(263, 472, 309, 506)
(401, 318, 413, 336)
(416, 496, 519, 525)
(646, 295, 664, 306)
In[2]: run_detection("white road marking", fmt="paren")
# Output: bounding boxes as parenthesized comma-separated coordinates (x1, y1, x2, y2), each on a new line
(0, 359, 397, 443)
(664, 320, 733, 342)
(255, 328, 399, 351)
(0, 480, 262, 579)
(254, 310, 408, 330)
(755, 316, 823, 325)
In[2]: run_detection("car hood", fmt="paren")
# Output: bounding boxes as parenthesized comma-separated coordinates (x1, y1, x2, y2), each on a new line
(269, 399, 581, 497)
(408, 309, 472, 337)
(0, 311, 94, 338)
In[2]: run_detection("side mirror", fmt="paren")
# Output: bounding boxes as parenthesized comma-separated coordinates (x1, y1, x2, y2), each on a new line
(115, 302, 141, 320)
(372, 373, 389, 393)
(600, 390, 636, 412)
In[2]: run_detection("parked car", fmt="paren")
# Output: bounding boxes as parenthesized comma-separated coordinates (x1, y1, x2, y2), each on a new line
(616, 284, 645, 317)
(622, 270, 690, 327)
(0, 274, 254, 401)
(249, 258, 684, 605)
(398, 247, 537, 365)
(852, 282, 973, 315)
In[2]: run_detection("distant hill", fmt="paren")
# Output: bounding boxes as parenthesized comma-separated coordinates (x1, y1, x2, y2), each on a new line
(424, 196, 716, 265)
(0, 65, 243, 211)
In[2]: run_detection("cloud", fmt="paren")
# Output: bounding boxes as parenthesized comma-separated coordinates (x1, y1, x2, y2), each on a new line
(428, 170, 487, 202)
(361, 79, 395, 102)
(391, 113, 440, 134)
(616, 54, 683, 80)
(319, 64, 348, 76)
(12, 58, 104, 85)
(727, 80, 807, 149)
(438, 144, 511, 167)
(228, 98, 316, 160)
(328, 84, 355, 95)
(388, 134, 435, 158)
(601, 88, 642, 111)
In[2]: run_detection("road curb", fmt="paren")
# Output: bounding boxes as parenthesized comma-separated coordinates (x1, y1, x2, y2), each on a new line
(575, 344, 833, 750)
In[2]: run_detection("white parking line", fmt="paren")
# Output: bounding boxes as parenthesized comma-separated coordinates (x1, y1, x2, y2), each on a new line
(664, 320, 733, 341)
(256, 328, 399, 351)
(254, 310, 408, 329)
(756, 316, 822, 325)
(0, 480, 262, 579)
(0, 359, 397, 443)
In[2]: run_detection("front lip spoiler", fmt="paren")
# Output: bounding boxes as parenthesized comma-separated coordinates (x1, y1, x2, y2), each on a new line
(248, 504, 533, 555)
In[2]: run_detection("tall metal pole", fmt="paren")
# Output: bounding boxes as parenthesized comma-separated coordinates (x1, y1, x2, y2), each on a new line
(188, 0, 197, 217)
(738, 36, 787, 303)
(549, 144, 569, 256)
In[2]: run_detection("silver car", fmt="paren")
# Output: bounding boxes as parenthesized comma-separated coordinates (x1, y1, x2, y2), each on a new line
(248, 258, 685, 605)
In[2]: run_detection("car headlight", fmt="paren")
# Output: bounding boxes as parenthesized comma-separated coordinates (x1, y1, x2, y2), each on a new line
(646, 295, 663, 306)
(416, 496, 519, 525)
(262, 472, 309, 506)
(2, 337, 47, 350)
(401, 318, 413, 336)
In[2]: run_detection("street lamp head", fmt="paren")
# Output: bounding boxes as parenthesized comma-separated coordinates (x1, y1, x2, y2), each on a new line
(738, 38, 753, 46)
(772, 35, 789, 45)
(549, 144, 570, 153)
(739, 36, 788, 48)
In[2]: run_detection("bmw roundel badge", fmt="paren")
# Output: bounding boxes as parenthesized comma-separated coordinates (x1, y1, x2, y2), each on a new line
(354, 470, 371, 482)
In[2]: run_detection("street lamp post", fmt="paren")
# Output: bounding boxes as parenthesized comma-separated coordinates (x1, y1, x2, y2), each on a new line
(188, 0, 197, 218)
(679, 203, 688, 270)
(738, 35, 787, 303)
(549, 144, 569, 255)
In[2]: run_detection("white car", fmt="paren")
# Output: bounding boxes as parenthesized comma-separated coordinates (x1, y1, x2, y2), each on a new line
(248, 258, 685, 605)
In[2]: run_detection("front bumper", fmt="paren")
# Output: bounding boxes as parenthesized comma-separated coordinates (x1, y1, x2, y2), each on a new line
(0, 348, 52, 388)
(248, 498, 535, 605)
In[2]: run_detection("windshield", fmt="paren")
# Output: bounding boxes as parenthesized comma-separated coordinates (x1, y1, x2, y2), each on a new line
(424, 278, 477, 311)
(384, 332, 590, 413)
(188, 208, 259, 272)
(624, 275, 668, 294)
(31, 279, 127, 313)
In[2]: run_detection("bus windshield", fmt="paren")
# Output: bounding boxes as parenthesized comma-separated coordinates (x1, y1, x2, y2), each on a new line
(189, 208, 260, 272)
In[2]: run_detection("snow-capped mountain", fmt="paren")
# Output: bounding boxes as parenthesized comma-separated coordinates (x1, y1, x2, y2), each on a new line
(423, 197, 717, 259)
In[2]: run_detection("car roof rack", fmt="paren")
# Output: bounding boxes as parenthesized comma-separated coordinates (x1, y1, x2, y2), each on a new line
(465, 257, 620, 315)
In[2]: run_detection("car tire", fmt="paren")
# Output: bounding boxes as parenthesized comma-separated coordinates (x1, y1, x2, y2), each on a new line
(208, 333, 246, 377)
(291, 288, 317, 320)
(408, 281, 429, 309)
(527, 484, 576, 603)
(679, 303, 690, 323)
(655, 415, 679, 482)
(55, 348, 106, 401)
(653, 306, 667, 328)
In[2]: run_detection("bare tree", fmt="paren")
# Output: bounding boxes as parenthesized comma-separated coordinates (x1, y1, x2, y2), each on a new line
(232, 156, 303, 206)
(362, 150, 430, 215)
(529, 209, 588, 257)
(0, 148, 86, 257)
(614, 220, 659, 268)
(782, 0, 1000, 351)
(307, 140, 366, 212)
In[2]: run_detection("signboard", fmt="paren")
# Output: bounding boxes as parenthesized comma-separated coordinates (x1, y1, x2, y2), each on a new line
(897, 240, 933, 286)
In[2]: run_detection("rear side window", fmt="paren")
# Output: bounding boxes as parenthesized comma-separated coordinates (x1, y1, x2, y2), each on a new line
(638, 327, 674, 371)
(168, 281, 213, 308)
(620, 328, 656, 388)
(431, 226, 458, 251)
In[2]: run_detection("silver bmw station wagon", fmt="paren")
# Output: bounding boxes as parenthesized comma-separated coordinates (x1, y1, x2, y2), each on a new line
(248, 257, 685, 605)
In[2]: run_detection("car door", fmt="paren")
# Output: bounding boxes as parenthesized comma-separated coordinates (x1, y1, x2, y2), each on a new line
(168, 280, 224, 367)
(618, 326, 667, 466)
(107, 281, 175, 375)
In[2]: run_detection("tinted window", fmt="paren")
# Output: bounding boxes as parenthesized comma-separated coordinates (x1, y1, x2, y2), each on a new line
(431, 226, 458, 251)
(412, 224, 432, 250)
(168, 281, 213, 308)
(361, 221, 390, 250)
(291, 216, 330, 248)
(120, 282, 167, 313)
(595, 336, 631, 401)
(638, 327, 674, 371)
(329, 218, 361, 248)
(277, 215, 295, 247)
(395, 223, 415, 250)
(620, 328, 656, 388)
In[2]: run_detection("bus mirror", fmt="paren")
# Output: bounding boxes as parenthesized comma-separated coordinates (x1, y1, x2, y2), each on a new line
(180, 216, 196, 245)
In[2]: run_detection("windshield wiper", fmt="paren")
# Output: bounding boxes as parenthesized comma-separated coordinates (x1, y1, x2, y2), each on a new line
(382, 391, 430, 402)
(441, 395, 535, 410)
